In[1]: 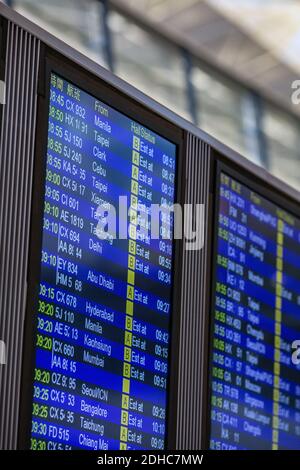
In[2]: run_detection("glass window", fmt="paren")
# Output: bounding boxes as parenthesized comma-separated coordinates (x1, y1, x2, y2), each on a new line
(108, 10, 191, 121)
(191, 62, 261, 164)
(8, 0, 300, 194)
(262, 104, 300, 191)
(14, 0, 107, 67)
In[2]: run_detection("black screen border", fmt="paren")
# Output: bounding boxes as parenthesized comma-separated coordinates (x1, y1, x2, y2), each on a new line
(17, 46, 185, 451)
(204, 155, 300, 450)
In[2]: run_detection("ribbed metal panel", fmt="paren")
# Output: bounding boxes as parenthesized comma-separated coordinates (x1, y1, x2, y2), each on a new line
(176, 133, 211, 450)
(0, 20, 40, 450)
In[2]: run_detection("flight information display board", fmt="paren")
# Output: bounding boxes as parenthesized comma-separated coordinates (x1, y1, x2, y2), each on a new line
(209, 170, 300, 450)
(29, 73, 177, 450)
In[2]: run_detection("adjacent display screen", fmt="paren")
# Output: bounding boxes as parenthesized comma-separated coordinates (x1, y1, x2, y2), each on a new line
(29, 73, 177, 450)
(209, 171, 300, 450)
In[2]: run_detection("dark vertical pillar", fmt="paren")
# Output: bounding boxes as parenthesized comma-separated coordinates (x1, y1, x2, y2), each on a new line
(182, 49, 198, 126)
(101, 0, 114, 72)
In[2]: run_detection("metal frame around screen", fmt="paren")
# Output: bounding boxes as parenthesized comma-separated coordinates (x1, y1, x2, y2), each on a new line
(17, 45, 185, 450)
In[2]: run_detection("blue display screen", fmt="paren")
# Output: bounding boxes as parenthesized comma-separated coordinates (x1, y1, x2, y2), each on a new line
(30, 73, 177, 450)
(210, 172, 300, 450)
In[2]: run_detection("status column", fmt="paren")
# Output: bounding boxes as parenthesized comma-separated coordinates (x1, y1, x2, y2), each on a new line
(272, 218, 283, 450)
(119, 135, 140, 449)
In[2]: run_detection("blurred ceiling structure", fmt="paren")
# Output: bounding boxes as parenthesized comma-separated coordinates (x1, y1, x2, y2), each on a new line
(6, 0, 300, 189)
(112, 0, 300, 115)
